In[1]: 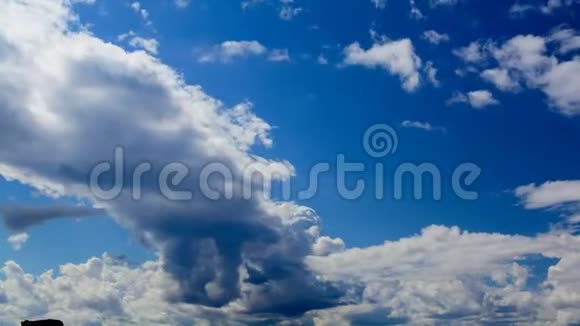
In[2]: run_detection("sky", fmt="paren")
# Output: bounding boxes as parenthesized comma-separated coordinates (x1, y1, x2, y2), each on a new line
(0, 0, 580, 324)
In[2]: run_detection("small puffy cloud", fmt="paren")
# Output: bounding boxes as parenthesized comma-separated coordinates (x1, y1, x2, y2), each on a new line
(7, 233, 28, 251)
(317, 54, 329, 65)
(491, 35, 554, 85)
(401, 120, 445, 132)
(422, 30, 450, 44)
(453, 41, 489, 63)
(129, 37, 159, 55)
(343, 38, 422, 92)
(542, 58, 580, 114)
(198, 41, 291, 63)
(130, 1, 149, 21)
(118, 32, 159, 55)
(198, 40, 267, 62)
(447, 90, 500, 109)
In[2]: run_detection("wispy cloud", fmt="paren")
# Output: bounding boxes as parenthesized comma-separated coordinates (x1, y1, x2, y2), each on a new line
(422, 30, 450, 45)
(401, 120, 446, 132)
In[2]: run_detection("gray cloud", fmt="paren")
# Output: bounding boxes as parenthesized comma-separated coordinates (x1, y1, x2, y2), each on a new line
(0, 0, 342, 316)
(0, 204, 104, 233)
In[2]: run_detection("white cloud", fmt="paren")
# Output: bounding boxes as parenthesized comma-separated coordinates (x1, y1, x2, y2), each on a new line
(317, 54, 328, 65)
(515, 180, 580, 232)
(509, 3, 537, 17)
(401, 120, 445, 132)
(307, 225, 580, 325)
(130, 1, 149, 21)
(198, 41, 291, 63)
(3, 226, 580, 324)
(422, 30, 450, 45)
(447, 90, 500, 109)
(510, 0, 580, 16)
(515, 181, 580, 209)
(491, 35, 554, 85)
(548, 26, 580, 54)
(312, 236, 345, 256)
(481, 68, 520, 92)
(129, 37, 158, 55)
(0, 254, 232, 324)
(542, 58, 580, 114)
(453, 41, 490, 63)
(7, 233, 28, 251)
(118, 32, 159, 55)
(541, 0, 580, 14)
(455, 32, 580, 115)
(487, 34, 580, 115)
(198, 40, 267, 62)
(424, 61, 440, 87)
(343, 39, 422, 92)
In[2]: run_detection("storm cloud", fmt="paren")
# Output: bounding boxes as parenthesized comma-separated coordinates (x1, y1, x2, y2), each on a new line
(0, 0, 343, 316)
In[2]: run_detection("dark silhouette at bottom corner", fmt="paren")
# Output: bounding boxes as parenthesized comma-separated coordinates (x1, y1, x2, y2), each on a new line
(21, 320, 63, 326)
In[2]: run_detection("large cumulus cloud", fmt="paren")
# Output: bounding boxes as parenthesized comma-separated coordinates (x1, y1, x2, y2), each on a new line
(0, 0, 342, 316)
(306, 226, 580, 325)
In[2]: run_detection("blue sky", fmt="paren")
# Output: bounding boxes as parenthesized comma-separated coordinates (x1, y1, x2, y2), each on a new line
(1, 0, 580, 324)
